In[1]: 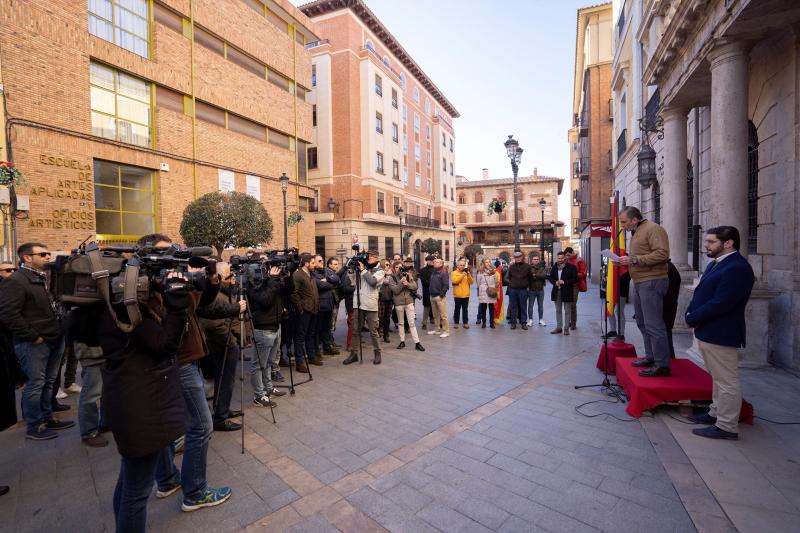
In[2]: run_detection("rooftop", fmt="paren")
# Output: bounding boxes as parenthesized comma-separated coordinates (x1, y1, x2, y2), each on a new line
(456, 175, 565, 194)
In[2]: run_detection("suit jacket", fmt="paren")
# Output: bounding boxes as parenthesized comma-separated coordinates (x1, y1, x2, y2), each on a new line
(548, 263, 578, 302)
(685, 252, 754, 348)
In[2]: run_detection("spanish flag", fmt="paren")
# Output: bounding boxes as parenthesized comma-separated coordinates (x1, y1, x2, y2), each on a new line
(606, 192, 628, 317)
(494, 266, 505, 324)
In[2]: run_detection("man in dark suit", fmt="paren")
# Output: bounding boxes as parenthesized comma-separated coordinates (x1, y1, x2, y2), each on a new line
(685, 226, 754, 440)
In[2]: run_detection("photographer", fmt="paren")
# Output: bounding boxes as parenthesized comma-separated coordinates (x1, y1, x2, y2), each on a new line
(314, 255, 340, 356)
(197, 261, 248, 432)
(427, 258, 450, 338)
(386, 261, 425, 351)
(291, 253, 320, 372)
(247, 262, 286, 408)
(343, 249, 385, 365)
(98, 269, 190, 532)
(137, 234, 232, 513)
(419, 255, 436, 329)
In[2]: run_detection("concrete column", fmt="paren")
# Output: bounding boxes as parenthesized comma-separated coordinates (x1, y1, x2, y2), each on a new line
(661, 106, 689, 269)
(708, 40, 750, 254)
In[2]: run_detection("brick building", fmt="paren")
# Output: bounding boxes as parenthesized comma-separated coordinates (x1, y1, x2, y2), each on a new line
(570, 2, 614, 283)
(299, 0, 459, 265)
(454, 171, 564, 264)
(0, 0, 317, 256)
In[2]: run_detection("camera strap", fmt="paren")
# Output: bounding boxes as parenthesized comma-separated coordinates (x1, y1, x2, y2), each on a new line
(86, 248, 142, 332)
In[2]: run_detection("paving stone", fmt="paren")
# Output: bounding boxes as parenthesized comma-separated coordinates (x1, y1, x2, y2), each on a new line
(416, 501, 493, 533)
(383, 482, 433, 513)
(456, 497, 511, 530)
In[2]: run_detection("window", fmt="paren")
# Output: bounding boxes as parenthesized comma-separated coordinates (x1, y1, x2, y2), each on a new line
(426, 179, 432, 194)
(391, 88, 398, 109)
(414, 144, 420, 161)
(442, 133, 446, 146)
(475, 211, 483, 223)
(315, 236, 325, 256)
(368, 236, 378, 253)
(458, 193, 466, 205)
(155, 85, 183, 114)
(748, 120, 759, 253)
(268, 69, 291, 92)
(308, 147, 318, 170)
(652, 180, 662, 224)
(415, 172, 421, 188)
(426, 151, 431, 166)
(376, 152, 384, 174)
(392, 159, 399, 180)
(268, 129, 290, 149)
(194, 26, 224, 56)
(296, 86, 306, 102)
(195, 100, 225, 127)
(450, 162, 454, 176)
(227, 45, 266, 77)
(413, 86, 419, 103)
(94, 160, 155, 237)
(391, 123, 399, 143)
(425, 125, 430, 140)
(403, 168, 408, 186)
(450, 138, 454, 152)
(425, 97, 431, 115)
(377, 192, 385, 213)
(403, 135, 408, 153)
(376, 112, 383, 134)
(312, 105, 317, 127)
(312, 64, 316, 87)
(228, 113, 266, 141)
(385, 236, 394, 259)
(266, 8, 288, 34)
(382, 56, 390, 67)
(375, 74, 383, 96)
(400, 73, 406, 89)
(413, 114, 420, 133)
(89, 0, 149, 58)
(393, 196, 400, 214)
(154, 3, 182, 34)
(442, 157, 447, 171)
(90, 62, 151, 147)
(443, 183, 447, 197)
(365, 39, 375, 52)
(474, 191, 483, 203)
(450, 187, 454, 201)
(402, 104, 407, 121)
(297, 140, 308, 183)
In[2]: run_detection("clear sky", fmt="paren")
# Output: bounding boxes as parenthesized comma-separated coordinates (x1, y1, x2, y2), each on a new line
(293, 0, 595, 232)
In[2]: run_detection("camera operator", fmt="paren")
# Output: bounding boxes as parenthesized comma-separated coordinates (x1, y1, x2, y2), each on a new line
(197, 261, 248, 432)
(314, 255, 341, 357)
(343, 250, 385, 365)
(0, 243, 74, 440)
(419, 255, 436, 329)
(291, 253, 320, 371)
(136, 234, 232, 513)
(386, 261, 425, 351)
(247, 261, 287, 408)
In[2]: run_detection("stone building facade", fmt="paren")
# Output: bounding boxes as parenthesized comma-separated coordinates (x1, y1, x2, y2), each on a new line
(611, 0, 800, 368)
(571, 3, 615, 283)
(300, 0, 459, 265)
(0, 0, 317, 256)
(454, 172, 564, 264)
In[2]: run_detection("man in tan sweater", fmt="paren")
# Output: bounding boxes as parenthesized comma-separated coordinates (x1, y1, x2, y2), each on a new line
(618, 206, 672, 377)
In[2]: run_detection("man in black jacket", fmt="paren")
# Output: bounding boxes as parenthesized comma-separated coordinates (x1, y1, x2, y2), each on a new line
(506, 251, 533, 330)
(418, 255, 436, 329)
(314, 255, 340, 356)
(548, 252, 578, 335)
(663, 260, 682, 358)
(0, 243, 74, 440)
(248, 264, 287, 408)
(1, 262, 22, 496)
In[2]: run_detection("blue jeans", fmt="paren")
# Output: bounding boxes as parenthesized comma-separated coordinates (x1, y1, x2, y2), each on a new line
(78, 364, 104, 438)
(15, 338, 64, 432)
(114, 449, 160, 533)
(527, 289, 544, 321)
(174, 362, 213, 500)
(507, 288, 528, 325)
(252, 328, 280, 398)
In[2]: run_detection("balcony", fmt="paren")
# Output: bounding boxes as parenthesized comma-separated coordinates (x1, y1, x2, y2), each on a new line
(579, 156, 590, 178)
(644, 88, 661, 131)
(617, 129, 627, 159)
(404, 214, 440, 228)
(578, 110, 589, 135)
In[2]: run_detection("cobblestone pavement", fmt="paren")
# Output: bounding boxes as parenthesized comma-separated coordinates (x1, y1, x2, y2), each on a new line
(0, 292, 707, 532)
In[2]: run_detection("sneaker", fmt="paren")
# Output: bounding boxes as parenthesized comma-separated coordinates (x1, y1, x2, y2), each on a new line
(174, 435, 185, 455)
(45, 419, 75, 430)
(82, 434, 108, 447)
(65, 383, 82, 394)
(181, 486, 232, 512)
(56, 388, 68, 400)
(272, 371, 285, 382)
(521, 324, 528, 331)
(156, 482, 181, 499)
(253, 395, 277, 408)
(428, 330, 440, 335)
(539, 319, 546, 327)
(526, 319, 533, 327)
(267, 388, 287, 397)
(26, 424, 58, 440)
(439, 332, 449, 338)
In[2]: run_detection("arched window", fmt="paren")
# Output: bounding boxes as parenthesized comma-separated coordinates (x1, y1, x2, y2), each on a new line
(399, 73, 406, 89)
(474, 191, 483, 203)
(382, 56, 389, 67)
(687, 160, 694, 253)
(457, 193, 466, 205)
(474, 211, 483, 223)
(458, 211, 467, 224)
(365, 39, 374, 51)
(748, 120, 759, 254)
(652, 180, 661, 224)
(458, 231, 467, 243)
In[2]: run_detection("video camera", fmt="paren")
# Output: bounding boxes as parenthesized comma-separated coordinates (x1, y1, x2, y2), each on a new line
(346, 244, 370, 270)
(229, 247, 299, 288)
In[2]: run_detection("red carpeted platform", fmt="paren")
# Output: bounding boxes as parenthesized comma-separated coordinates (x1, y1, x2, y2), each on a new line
(596, 340, 638, 375)
(616, 358, 712, 418)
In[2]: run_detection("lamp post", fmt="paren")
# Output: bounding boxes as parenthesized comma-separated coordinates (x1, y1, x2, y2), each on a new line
(398, 206, 404, 256)
(538, 197, 547, 259)
(279, 172, 289, 249)
(504, 135, 524, 252)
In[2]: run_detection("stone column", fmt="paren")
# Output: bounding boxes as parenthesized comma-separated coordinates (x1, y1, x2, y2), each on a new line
(660, 106, 689, 269)
(708, 40, 750, 254)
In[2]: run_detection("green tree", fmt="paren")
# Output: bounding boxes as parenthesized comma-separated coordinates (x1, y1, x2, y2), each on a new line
(463, 243, 484, 263)
(421, 238, 441, 256)
(180, 191, 273, 256)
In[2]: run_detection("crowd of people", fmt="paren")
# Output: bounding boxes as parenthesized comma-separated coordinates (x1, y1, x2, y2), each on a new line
(0, 206, 757, 530)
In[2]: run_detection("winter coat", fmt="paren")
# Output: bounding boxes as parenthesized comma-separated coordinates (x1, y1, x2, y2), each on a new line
(337, 266, 355, 313)
(356, 266, 385, 312)
(0, 266, 61, 343)
(568, 256, 588, 292)
(198, 287, 246, 354)
(99, 294, 189, 458)
(176, 282, 220, 365)
(428, 269, 450, 298)
(528, 264, 548, 292)
(628, 219, 670, 283)
(450, 268, 474, 298)
(247, 276, 284, 331)
(314, 268, 341, 312)
(506, 262, 533, 290)
(548, 263, 578, 302)
(291, 268, 319, 314)
(386, 273, 417, 306)
(476, 270, 500, 304)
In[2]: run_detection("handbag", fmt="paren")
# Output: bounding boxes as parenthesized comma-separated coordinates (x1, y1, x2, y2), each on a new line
(486, 286, 498, 298)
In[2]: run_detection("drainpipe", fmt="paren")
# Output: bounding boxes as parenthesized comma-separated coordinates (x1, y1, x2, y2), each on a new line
(692, 107, 700, 271)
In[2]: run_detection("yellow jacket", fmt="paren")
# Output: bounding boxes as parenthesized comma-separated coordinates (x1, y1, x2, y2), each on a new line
(450, 268, 474, 298)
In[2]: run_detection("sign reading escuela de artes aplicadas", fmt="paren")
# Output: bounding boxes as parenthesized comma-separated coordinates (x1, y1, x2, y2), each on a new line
(28, 154, 95, 232)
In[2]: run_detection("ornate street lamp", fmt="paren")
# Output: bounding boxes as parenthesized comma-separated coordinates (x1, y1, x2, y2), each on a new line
(504, 135, 523, 251)
(637, 109, 663, 188)
(279, 172, 289, 249)
(327, 197, 337, 211)
(398, 206, 404, 256)
(538, 197, 547, 259)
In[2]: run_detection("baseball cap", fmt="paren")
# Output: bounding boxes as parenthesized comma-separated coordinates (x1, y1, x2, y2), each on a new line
(513, 251, 523, 258)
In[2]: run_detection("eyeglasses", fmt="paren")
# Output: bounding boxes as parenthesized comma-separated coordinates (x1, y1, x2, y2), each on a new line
(32, 252, 51, 257)
(0, 268, 16, 273)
